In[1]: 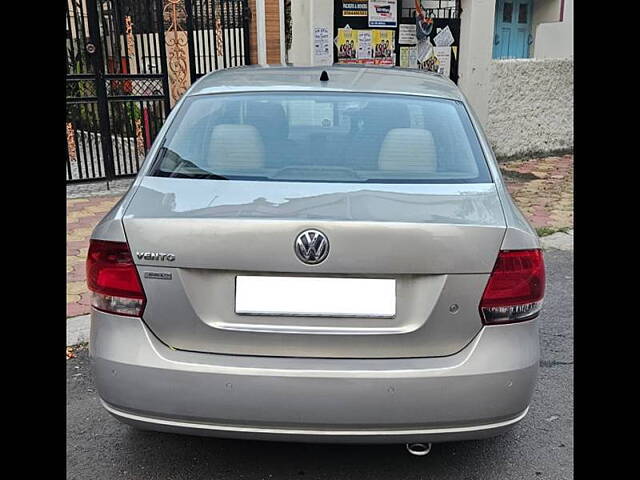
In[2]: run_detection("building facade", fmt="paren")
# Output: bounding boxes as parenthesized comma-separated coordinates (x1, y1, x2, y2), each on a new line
(289, 0, 573, 159)
(458, 0, 573, 158)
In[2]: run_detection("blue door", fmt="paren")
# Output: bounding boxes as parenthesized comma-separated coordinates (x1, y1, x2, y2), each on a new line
(493, 0, 533, 59)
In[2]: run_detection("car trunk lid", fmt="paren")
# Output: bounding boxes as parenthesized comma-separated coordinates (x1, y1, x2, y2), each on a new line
(123, 176, 506, 358)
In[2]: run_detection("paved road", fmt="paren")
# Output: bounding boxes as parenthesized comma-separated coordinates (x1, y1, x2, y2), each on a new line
(67, 250, 573, 480)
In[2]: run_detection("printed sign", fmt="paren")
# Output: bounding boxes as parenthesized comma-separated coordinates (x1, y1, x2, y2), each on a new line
(399, 46, 417, 68)
(416, 37, 433, 63)
(337, 28, 394, 66)
(399, 24, 417, 44)
(342, 1, 368, 16)
(368, 0, 397, 27)
(418, 46, 451, 77)
(372, 29, 395, 65)
(313, 27, 331, 65)
(357, 30, 372, 59)
(433, 46, 451, 76)
(337, 27, 359, 62)
(433, 25, 455, 47)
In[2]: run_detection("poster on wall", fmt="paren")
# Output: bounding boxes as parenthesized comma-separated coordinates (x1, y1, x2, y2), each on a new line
(399, 46, 417, 68)
(418, 46, 451, 77)
(313, 27, 332, 65)
(368, 0, 397, 28)
(342, 1, 368, 16)
(433, 46, 451, 76)
(416, 37, 433, 63)
(357, 30, 372, 59)
(433, 25, 455, 47)
(372, 29, 395, 65)
(399, 24, 417, 44)
(336, 28, 394, 66)
(336, 27, 359, 63)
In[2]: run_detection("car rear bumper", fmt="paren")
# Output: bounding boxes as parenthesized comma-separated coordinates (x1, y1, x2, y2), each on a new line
(90, 309, 539, 444)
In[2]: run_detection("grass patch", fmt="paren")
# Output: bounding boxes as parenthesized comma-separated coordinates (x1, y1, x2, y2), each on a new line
(536, 226, 571, 237)
(500, 169, 540, 182)
(495, 148, 573, 164)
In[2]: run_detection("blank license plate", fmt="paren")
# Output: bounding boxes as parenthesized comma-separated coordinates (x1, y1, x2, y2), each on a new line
(235, 276, 396, 318)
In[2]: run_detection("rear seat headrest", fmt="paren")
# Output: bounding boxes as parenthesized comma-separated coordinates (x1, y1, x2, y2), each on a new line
(378, 128, 437, 173)
(246, 102, 290, 140)
(208, 124, 265, 170)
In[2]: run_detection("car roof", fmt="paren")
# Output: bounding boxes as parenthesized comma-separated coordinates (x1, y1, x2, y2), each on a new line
(187, 65, 465, 101)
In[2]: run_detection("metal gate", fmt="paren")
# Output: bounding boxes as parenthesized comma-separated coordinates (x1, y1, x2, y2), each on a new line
(66, 0, 251, 183)
(400, 0, 461, 83)
(185, 0, 251, 82)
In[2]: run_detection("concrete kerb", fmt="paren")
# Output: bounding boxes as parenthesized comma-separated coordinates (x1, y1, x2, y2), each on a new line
(540, 229, 574, 251)
(67, 314, 90, 347)
(66, 178, 134, 199)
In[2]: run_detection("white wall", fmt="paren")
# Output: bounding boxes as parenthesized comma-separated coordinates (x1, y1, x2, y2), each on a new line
(532, 0, 561, 27)
(289, 0, 333, 66)
(485, 57, 573, 158)
(534, 0, 573, 59)
(457, 0, 573, 158)
(531, 0, 560, 55)
(457, 0, 497, 126)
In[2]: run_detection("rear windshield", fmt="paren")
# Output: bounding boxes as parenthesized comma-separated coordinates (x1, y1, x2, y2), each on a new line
(150, 92, 492, 183)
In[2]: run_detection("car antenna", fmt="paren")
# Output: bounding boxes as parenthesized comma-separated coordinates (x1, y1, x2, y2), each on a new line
(320, 70, 329, 82)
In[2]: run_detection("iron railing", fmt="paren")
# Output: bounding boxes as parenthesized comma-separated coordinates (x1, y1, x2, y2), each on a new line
(66, 0, 251, 183)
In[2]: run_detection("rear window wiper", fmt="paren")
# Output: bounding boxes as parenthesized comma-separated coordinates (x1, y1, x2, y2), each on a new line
(151, 146, 229, 179)
(164, 152, 229, 180)
(164, 170, 229, 180)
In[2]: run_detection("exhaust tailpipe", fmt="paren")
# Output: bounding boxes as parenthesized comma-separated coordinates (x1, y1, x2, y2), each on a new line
(406, 443, 432, 456)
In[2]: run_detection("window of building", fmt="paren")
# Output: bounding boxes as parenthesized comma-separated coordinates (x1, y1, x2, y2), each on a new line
(492, 0, 533, 59)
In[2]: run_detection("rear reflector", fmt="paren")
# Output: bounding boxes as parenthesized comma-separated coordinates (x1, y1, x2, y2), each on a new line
(86, 240, 146, 317)
(479, 249, 545, 325)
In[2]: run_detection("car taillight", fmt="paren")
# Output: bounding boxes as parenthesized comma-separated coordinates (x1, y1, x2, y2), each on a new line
(86, 239, 146, 317)
(479, 249, 545, 325)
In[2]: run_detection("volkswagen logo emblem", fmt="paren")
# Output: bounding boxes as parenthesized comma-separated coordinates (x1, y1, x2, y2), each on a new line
(294, 229, 329, 265)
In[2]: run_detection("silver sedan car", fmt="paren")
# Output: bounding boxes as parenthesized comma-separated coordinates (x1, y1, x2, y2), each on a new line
(88, 66, 544, 452)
